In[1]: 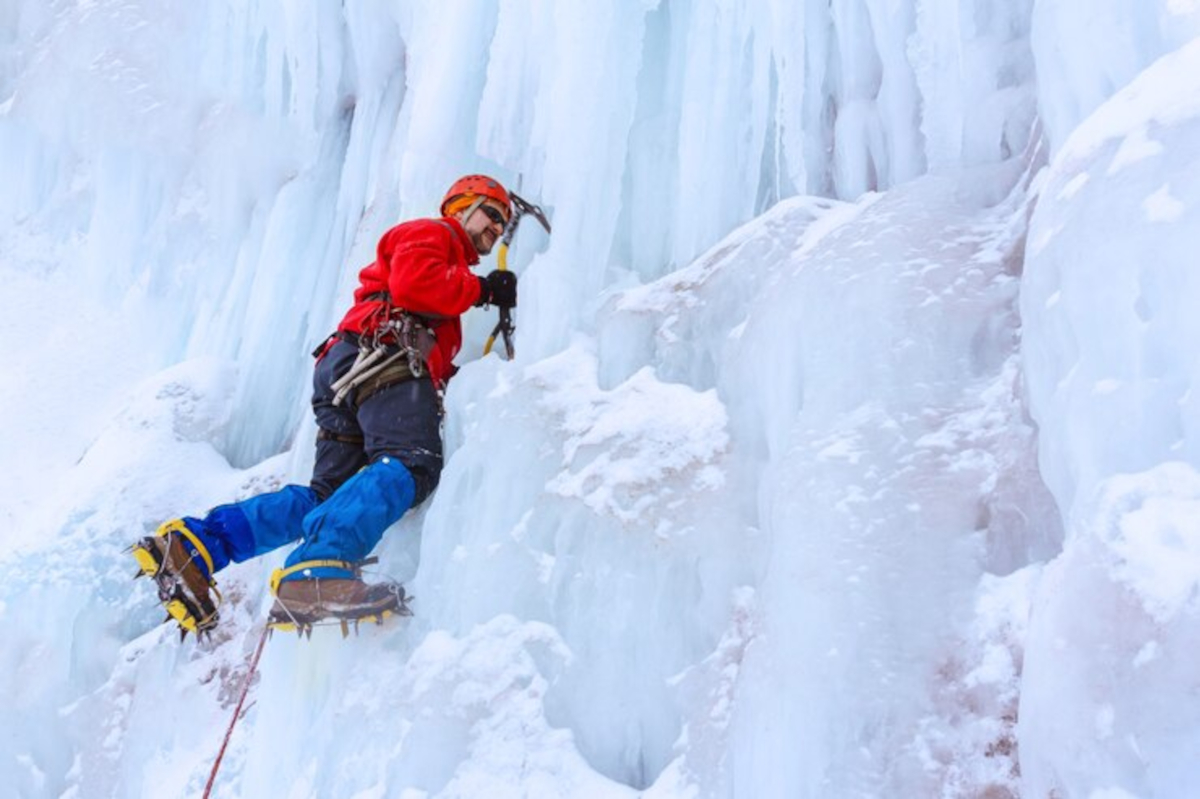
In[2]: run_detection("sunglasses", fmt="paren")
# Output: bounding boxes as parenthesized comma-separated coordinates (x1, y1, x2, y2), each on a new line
(480, 205, 509, 227)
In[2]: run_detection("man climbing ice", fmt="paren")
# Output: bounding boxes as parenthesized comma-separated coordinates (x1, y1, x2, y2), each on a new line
(132, 175, 519, 636)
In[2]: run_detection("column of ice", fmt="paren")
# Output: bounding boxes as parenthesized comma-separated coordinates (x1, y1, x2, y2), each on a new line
(187, 3, 396, 465)
(1032, 0, 1200, 152)
(913, 0, 1037, 170)
(475, 1, 651, 359)
(1019, 37, 1200, 798)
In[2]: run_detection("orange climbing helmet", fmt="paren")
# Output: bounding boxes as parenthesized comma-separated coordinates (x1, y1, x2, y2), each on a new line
(440, 174, 512, 220)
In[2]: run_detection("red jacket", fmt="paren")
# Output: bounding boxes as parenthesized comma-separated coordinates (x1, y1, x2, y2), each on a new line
(337, 217, 483, 384)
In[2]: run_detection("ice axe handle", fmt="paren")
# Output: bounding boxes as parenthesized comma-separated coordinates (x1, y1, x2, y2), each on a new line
(482, 193, 549, 359)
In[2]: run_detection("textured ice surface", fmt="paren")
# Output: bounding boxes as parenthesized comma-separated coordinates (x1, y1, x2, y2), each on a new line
(1, 1, 1198, 797)
(1020, 36, 1200, 799)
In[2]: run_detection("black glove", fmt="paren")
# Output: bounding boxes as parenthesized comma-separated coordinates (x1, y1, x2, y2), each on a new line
(476, 269, 518, 309)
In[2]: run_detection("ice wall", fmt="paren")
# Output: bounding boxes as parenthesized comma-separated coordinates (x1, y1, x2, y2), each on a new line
(1019, 37, 1200, 797)
(1, 0, 1044, 402)
(0, 1, 390, 468)
(2, 0, 1197, 797)
(598, 151, 1063, 796)
(1031, 0, 1200, 153)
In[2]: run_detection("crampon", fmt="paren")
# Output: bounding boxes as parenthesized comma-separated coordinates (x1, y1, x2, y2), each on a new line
(131, 520, 222, 640)
(266, 557, 413, 639)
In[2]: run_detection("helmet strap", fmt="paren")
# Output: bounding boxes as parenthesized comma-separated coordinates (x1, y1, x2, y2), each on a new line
(460, 196, 486, 222)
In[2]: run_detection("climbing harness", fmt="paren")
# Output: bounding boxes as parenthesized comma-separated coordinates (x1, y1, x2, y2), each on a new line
(483, 191, 552, 360)
(330, 310, 435, 407)
(316, 428, 365, 446)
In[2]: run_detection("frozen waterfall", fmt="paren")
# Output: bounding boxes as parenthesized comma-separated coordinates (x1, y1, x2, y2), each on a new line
(2, 1, 1199, 797)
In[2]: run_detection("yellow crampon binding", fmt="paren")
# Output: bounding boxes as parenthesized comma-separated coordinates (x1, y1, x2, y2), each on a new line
(131, 520, 222, 641)
(266, 558, 411, 640)
(268, 609, 397, 640)
(267, 558, 360, 597)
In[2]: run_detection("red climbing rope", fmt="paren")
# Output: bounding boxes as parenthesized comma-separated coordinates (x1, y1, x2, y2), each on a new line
(203, 624, 270, 798)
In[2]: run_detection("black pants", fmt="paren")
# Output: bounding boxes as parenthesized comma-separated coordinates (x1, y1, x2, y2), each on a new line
(309, 338, 443, 504)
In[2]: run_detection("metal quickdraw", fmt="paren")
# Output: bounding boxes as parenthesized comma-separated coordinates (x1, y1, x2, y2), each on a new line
(484, 191, 552, 360)
(331, 312, 432, 407)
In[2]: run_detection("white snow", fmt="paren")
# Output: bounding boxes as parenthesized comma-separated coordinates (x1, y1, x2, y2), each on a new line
(2, 1, 1199, 798)
(1142, 184, 1186, 222)
(1019, 465, 1200, 798)
(1107, 128, 1165, 176)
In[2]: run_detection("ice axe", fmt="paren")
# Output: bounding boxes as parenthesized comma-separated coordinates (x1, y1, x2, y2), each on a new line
(483, 191, 551, 359)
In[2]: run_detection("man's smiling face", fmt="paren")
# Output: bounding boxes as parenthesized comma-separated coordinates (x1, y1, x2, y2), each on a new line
(460, 200, 510, 255)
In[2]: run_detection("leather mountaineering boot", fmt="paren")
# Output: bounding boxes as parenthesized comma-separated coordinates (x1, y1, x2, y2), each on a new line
(131, 520, 222, 639)
(267, 559, 411, 637)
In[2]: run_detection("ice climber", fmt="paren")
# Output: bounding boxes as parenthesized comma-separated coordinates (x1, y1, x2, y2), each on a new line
(132, 175, 519, 636)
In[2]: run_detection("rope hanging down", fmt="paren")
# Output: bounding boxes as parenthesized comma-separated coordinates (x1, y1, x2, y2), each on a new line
(203, 624, 270, 798)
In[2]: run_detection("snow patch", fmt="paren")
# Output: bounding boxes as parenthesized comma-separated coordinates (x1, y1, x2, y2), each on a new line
(533, 347, 729, 524)
(1142, 185, 1185, 222)
(1107, 128, 1164, 175)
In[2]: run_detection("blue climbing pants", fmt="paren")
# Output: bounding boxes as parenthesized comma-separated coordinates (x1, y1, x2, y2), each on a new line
(184, 338, 443, 580)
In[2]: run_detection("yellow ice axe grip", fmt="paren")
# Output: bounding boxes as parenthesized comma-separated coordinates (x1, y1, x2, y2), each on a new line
(269, 560, 358, 595)
(483, 242, 511, 356)
(157, 519, 216, 580)
(480, 191, 549, 359)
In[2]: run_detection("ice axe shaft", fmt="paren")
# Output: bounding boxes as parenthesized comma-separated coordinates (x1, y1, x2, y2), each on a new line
(484, 191, 551, 359)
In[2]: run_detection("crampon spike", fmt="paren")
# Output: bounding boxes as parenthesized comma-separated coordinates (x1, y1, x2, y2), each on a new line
(133, 532, 221, 639)
(340, 619, 350, 639)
